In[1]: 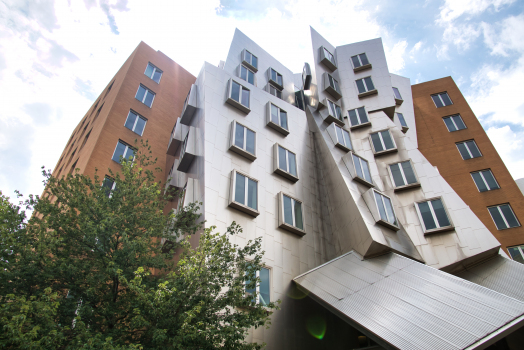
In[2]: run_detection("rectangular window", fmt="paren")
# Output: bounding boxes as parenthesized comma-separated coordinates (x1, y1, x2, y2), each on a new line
(392, 87, 402, 100)
(507, 245, 524, 264)
(370, 130, 396, 154)
(348, 107, 369, 128)
(268, 85, 282, 99)
(245, 266, 270, 306)
(356, 77, 376, 94)
(102, 177, 116, 198)
(279, 192, 305, 235)
(351, 53, 370, 69)
(229, 170, 259, 217)
(396, 113, 408, 128)
(416, 198, 453, 233)
(374, 190, 398, 227)
(231, 121, 256, 159)
(240, 65, 255, 85)
(124, 110, 147, 136)
(456, 140, 482, 160)
(352, 153, 372, 184)
(488, 204, 520, 230)
(327, 100, 343, 124)
(334, 124, 352, 151)
(443, 115, 466, 132)
(274, 144, 298, 181)
(144, 63, 163, 84)
(227, 79, 250, 113)
(328, 73, 341, 93)
(242, 49, 258, 71)
(431, 92, 453, 108)
(112, 141, 135, 164)
(320, 46, 337, 70)
(471, 170, 500, 192)
(389, 160, 419, 189)
(269, 103, 288, 132)
(269, 68, 283, 89)
(135, 85, 155, 108)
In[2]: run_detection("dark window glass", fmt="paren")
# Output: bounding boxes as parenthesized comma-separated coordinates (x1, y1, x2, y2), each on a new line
(390, 163, 405, 187)
(112, 142, 127, 163)
(356, 79, 366, 94)
(466, 141, 481, 158)
(240, 66, 247, 81)
(246, 129, 255, 155)
(374, 192, 388, 222)
(397, 113, 407, 127)
(500, 205, 519, 228)
(144, 64, 154, 78)
(278, 146, 287, 172)
(444, 117, 457, 131)
(441, 93, 452, 106)
(360, 53, 369, 65)
(457, 143, 471, 160)
(432, 95, 444, 108)
(472, 172, 488, 192)
(247, 178, 257, 210)
(371, 133, 383, 152)
(251, 55, 257, 69)
(362, 158, 372, 183)
(134, 116, 146, 136)
(294, 200, 303, 230)
(288, 152, 297, 176)
(342, 130, 352, 149)
(383, 196, 397, 225)
(393, 87, 402, 100)
(489, 206, 507, 230)
(508, 247, 524, 264)
(402, 161, 417, 184)
(351, 55, 361, 68)
(144, 90, 154, 107)
(248, 70, 254, 85)
(353, 154, 364, 179)
(364, 77, 375, 91)
(152, 70, 162, 83)
(259, 268, 270, 305)
(241, 89, 250, 108)
(280, 111, 288, 130)
(271, 104, 279, 124)
(419, 201, 437, 230)
(358, 107, 368, 123)
(231, 81, 240, 102)
(335, 126, 344, 145)
(432, 199, 451, 227)
(482, 170, 499, 190)
(283, 195, 293, 226)
(453, 115, 466, 130)
(235, 173, 245, 205)
(235, 123, 244, 149)
(135, 85, 146, 102)
(381, 130, 394, 149)
(102, 177, 115, 197)
(125, 111, 137, 130)
(349, 109, 359, 126)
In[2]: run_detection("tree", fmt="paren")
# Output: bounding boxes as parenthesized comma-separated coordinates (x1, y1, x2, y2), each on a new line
(0, 142, 278, 349)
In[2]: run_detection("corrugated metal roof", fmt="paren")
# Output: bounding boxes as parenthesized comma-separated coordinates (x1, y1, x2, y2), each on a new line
(293, 252, 524, 350)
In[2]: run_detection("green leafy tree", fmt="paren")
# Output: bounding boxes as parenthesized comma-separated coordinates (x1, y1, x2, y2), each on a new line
(0, 142, 278, 349)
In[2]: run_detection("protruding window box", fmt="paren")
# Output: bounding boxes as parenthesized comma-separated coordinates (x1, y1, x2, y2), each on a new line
(351, 53, 371, 72)
(319, 46, 337, 71)
(266, 102, 289, 136)
(363, 188, 400, 231)
(393, 87, 403, 106)
(238, 64, 257, 86)
(229, 170, 259, 217)
(343, 152, 374, 188)
(180, 84, 198, 125)
(278, 192, 306, 236)
(167, 119, 188, 157)
(415, 197, 455, 235)
(302, 63, 312, 90)
(323, 98, 344, 126)
(267, 68, 284, 91)
(165, 159, 185, 196)
(273, 143, 299, 183)
(316, 97, 327, 111)
(323, 72, 342, 100)
(177, 127, 197, 173)
(241, 49, 258, 73)
(327, 123, 353, 152)
(388, 160, 421, 192)
(229, 120, 256, 161)
(226, 79, 251, 114)
(370, 129, 398, 156)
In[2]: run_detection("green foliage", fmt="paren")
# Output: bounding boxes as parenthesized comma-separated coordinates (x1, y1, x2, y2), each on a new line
(0, 142, 278, 349)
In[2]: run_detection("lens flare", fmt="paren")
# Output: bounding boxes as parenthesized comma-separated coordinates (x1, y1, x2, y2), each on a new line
(306, 315, 326, 340)
(287, 283, 309, 300)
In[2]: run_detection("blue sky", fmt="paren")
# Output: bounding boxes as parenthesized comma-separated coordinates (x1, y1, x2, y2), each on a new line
(1, 0, 523, 200)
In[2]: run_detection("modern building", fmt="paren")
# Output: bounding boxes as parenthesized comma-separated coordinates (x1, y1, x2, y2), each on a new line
(56, 29, 524, 349)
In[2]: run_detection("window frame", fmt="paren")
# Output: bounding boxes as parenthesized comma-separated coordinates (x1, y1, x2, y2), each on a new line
(278, 191, 306, 236)
(415, 197, 455, 235)
(102, 176, 117, 198)
(144, 62, 163, 84)
(273, 143, 299, 182)
(355, 76, 377, 98)
(323, 72, 342, 100)
(241, 49, 258, 72)
(329, 123, 353, 152)
(456, 140, 482, 160)
(226, 78, 251, 114)
(267, 67, 284, 90)
(228, 169, 260, 217)
(319, 46, 337, 71)
(343, 151, 374, 187)
(267, 84, 282, 99)
(135, 84, 156, 108)
(325, 98, 344, 126)
(229, 120, 257, 161)
(471, 169, 500, 192)
(112, 140, 135, 164)
(392, 87, 403, 105)
(431, 92, 453, 108)
(387, 159, 421, 192)
(488, 204, 521, 230)
(266, 102, 289, 136)
(351, 53, 371, 72)
(370, 189, 399, 231)
(443, 114, 467, 132)
(239, 64, 256, 86)
(369, 128, 398, 156)
(396, 113, 409, 133)
(124, 110, 147, 136)
(348, 107, 371, 129)
(245, 265, 272, 306)
(507, 245, 524, 264)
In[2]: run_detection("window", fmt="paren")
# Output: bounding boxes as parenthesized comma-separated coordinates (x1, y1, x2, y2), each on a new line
(352, 153, 372, 185)
(274, 144, 298, 182)
(102, 177, 116, 198)
(323, 72, 342, 100)
(471, 170, 500, 192)
(242, 49, 258, 71)
(135, 85, 155, 108)
(268, 85, 282, 99)
(392, 87, 402, 102)
(268, 68, 283, 89)
(80, 129, 91, 151)
(226, 79, 250, 113)
(333, 124, 352, 151)
(456, 140, 482, 160)
(351, 53, 370, 70)
(443, 115, 466, 132)
(327, 99, 344, 125)
(396, 113, 408, 132)
(370, 129, 397, 155)
(124, 110, 147, 136)
(267, 103, 289, 135)
(93, 103, 104, 122)
(416, 198, 453, 233)
(245, 266, 270, 306)
(240, 64, 255, 85)
(319, 46, 337, 70)
(103, 81, 114, 99)
(373, 190, 398, 229)
(389, 160, 419, 190)
(431, 92, 453, 108)
(356, 77, 376, 96)
(229, 170, 259, 217)
(507, 245, 524, 264)
(279, 192, 305, 236)
(488, 204, 520, 230)
(348, 107, 370, 128)
(145, 63, 162, 83)
(112, 141, 135, 164)
(229, 120, 256, 161)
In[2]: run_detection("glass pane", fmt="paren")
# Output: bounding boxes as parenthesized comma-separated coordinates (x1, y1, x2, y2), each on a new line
(360, 53, 369, 66)
(246, 129, 255, 155)
(247, 178, 257, 210)
(135, 85, 146, 102)
(441, 93, 452, 106)
(418, 202, 437, 230)
(335, 105, 342, 121)
(351, 55, 361, 68)
(134, 117, 146, 136)
(278, 146, 287, 172)
(112, 142, 127, 163)
(349, 109, 359, 126)
(294, 200, 303, 230)
(235, 173, 245, 205)
(390, 163, 405, 187)
(357, 107, 368, 123)
(431, 199, 450, 227)
(277, 74, 282, 86)
(235, 123, 244, 149)
(401, 161, 417, 184)
(500, 204, 519, 228)
(125, 111, 137, 130)
(489, 207, 507, 230)
(276, 90, 282, 99)
(381, 130, 394, 150)
(259, 268, 270, 305)
(371, 133, 384, 152)
(124, 146, 135, 161)
(153, 70, 162, 83)
(466, 141, 481, 158)
(343, 130, 352, 150)
(283, 195, 293, 226)
(356, 79, 366, 94)
(252, 55, 257, 69)
(245, 265, 255, 295)
(482, 170, 499, 190)
(457, 143, 471, 160)
(144, 91, 154, 107)
(280, 111, 288, 130)
(231, 81, 240, 102)
(508, 247, 524, 264)
(364, 77, 375, 91)
(362, 158, 372, 183)
(353, 155, 364, 179)
(271, 69, 277, 81)
(335, 126, 344, 145)
(453, 115, 466, 130)
(240, 66, 247, 81)
(102, 178, 114, 197)
(245, 50, 251, 63)
(145, 64, 154, 78)
(393, 87, 402, 100)
(241, 89, 250, 108)
(432, 95, 444, 108)
(472, 172, 488, 192)
(374, 192, 388, 222)
(383, 196, 397, 225)
(444, 117, 457, 132)
(248, 70, 254, 85)
(271, 104, 279, 124)
(397, 113, 407, 127)
(288, 152, 297, 176)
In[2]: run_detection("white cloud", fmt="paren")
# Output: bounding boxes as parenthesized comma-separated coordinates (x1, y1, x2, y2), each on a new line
(385, 40, 408, 73)
(482, 14, 524, 56)
(442, 23, 480, 51)
(437, 0, 516, 24)
(485, 126, 524, 178)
